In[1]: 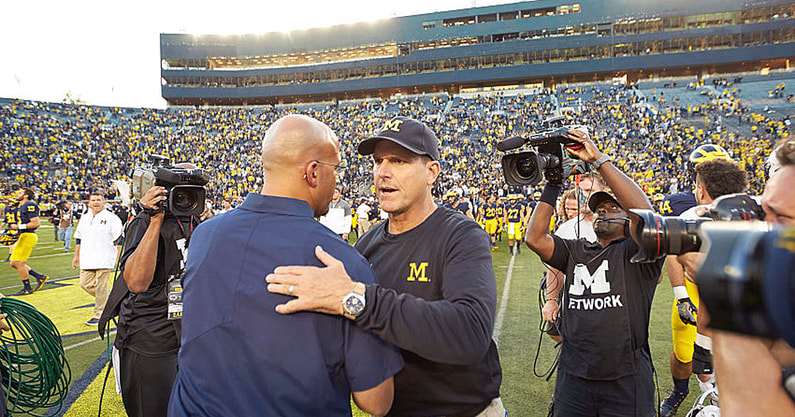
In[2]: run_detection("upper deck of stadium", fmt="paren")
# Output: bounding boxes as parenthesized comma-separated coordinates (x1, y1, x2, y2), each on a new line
(161, 0, 795, 105)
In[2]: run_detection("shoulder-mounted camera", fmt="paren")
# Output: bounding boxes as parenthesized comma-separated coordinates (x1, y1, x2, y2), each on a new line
(499, 116, 590, 186)
(130, 155, 210, 218)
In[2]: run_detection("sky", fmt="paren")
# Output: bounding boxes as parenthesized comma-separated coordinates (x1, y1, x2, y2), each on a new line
(0, 0, 516, 109)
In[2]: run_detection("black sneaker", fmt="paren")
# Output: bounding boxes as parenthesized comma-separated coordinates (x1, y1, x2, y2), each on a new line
(85, 318, 99, 326)
(660, 390, 689, 417)
(34, 275, 48, 292)
(11, 288, 33, 296)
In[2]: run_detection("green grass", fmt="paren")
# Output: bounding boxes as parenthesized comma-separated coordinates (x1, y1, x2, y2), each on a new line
(0, 224, 119, 417)
(0, 226, 701, 416)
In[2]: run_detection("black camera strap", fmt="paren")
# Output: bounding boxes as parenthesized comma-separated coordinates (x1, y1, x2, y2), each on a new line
(174, 216, 195, 240)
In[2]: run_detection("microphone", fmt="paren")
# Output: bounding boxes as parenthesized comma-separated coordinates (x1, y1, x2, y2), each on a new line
(496, 136, 526, 152)
(598, 216, 630, 224)
(496, 127, 580, 152)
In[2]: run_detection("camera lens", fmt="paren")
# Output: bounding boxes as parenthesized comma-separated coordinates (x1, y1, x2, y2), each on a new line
(516, 157, 537, 178)
(168, 185, 205, 217)
(502, 151, 545, 186)
(630, 209, 706, 262)
(173, 189, 198, 211)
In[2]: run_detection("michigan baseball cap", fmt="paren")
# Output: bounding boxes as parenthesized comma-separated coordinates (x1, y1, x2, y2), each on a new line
(358, 117, 440, 160)
(588, 191, 622, 213)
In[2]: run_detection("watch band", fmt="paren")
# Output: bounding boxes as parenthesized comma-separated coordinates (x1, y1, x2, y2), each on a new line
(593, 155, 612, 170)
(352, 282, 365, 296)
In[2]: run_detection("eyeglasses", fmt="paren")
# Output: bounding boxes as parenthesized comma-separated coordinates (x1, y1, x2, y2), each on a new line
(315, 160, 347, 175)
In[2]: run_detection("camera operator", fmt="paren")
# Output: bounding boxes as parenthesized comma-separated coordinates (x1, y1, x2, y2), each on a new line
(542, 173, 607, 343)
(660, 159, 748, 416)
(709, 139, 795, 416)
(525, 129, 663, 417)
(98, 163, 213, 417)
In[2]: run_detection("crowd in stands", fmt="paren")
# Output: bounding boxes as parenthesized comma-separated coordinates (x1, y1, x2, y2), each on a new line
(0, 80, 789, 209)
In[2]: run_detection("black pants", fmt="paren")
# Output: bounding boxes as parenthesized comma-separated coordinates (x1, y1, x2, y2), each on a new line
(119, 348, 178, 417)
(553, 356, 655, 417)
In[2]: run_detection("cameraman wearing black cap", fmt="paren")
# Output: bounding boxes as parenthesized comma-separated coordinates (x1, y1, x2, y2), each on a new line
(267, 116, 504, 417)
(524, 129, 663, 417)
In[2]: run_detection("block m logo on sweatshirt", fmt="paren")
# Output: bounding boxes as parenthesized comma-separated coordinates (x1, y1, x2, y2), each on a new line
(569, 260, 611, 296)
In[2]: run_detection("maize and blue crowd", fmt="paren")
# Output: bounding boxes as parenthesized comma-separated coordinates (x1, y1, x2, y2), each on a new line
(0, 81, 788, 218)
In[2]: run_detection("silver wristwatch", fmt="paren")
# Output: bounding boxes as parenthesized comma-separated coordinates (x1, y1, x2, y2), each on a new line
(342, 283, 366, 319)
(592, 155, 612, 170)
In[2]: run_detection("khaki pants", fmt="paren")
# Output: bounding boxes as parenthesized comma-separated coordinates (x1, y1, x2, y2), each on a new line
(80, 269, 111, 319)
(358, 218, 371, 236)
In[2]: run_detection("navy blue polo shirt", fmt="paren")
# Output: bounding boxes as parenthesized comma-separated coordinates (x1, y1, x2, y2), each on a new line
(169, 193, 403, 417)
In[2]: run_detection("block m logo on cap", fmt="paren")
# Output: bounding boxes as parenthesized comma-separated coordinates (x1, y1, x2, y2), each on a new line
(383, 119, 404, 132)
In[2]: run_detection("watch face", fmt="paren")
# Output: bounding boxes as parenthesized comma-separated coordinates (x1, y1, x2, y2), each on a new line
(343, 294, 365, 316)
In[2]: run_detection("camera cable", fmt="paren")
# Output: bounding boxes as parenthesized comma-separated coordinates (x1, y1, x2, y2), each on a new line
(533, 270, 562, 381)
(0, 297, 71, 416)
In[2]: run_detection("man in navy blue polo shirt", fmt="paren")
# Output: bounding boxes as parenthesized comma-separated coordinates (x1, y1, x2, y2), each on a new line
(168, 114, 402, 417)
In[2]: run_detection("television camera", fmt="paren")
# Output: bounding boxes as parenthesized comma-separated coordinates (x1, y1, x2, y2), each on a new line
(130, 155, 210, 217)
(499, 116, 590, 186)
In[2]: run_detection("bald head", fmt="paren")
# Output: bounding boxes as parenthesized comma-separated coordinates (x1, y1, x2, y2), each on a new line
(260, 114, 342, 216)
(262, 114, 339, 173)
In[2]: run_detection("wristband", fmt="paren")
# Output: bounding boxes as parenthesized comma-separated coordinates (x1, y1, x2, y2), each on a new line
(673, 286, 689, 300)
(547, 297, 559, 303)
(18, 224, 26, 230)
(539, 184, 563, 207)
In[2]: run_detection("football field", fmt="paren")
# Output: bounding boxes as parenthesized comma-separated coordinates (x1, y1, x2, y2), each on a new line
(0, 225, 699, 416)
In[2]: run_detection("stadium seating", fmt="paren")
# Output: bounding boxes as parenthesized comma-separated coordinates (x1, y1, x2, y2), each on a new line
(1, 75, 791, 207)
